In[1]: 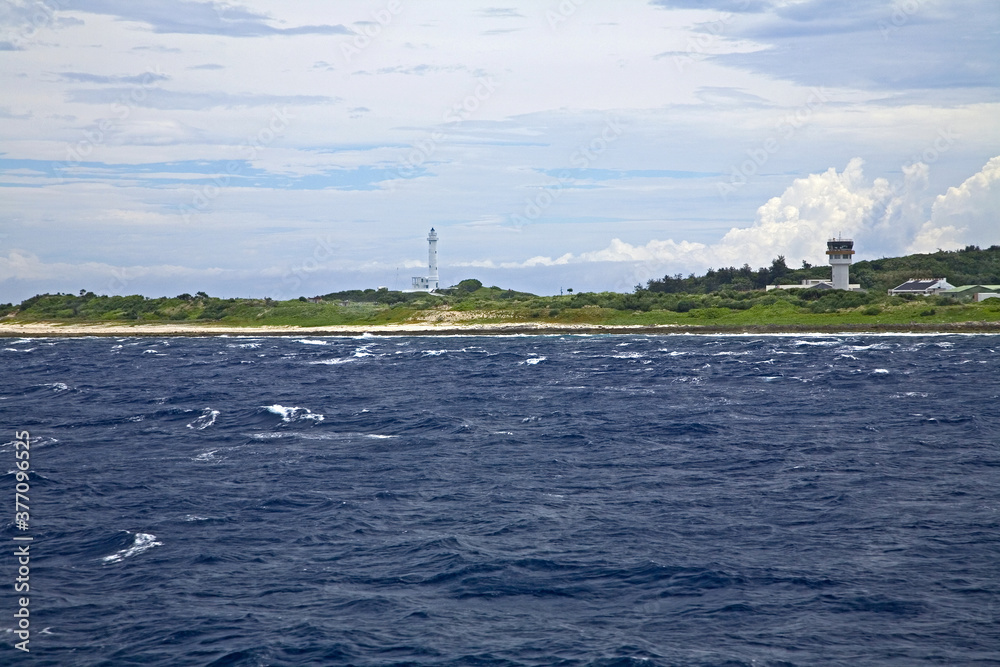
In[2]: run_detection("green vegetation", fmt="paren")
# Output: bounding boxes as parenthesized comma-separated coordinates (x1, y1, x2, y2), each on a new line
(4, 246, 1000, 329)
(644, 244, 1000, 294)
(2, 291, 422, 326)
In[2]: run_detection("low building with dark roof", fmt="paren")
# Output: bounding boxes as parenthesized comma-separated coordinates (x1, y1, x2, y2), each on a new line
(887, 278, 955, 296)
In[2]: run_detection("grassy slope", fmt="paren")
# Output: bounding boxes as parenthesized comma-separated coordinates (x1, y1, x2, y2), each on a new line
(5, 256, 1000, 329)
(5, 294, 1000, 329)
(453, 299, 1000, 328)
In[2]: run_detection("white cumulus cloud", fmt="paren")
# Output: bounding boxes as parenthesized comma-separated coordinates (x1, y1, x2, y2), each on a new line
(909, 155, 1000, 253)
(532, 155, 1000, 275)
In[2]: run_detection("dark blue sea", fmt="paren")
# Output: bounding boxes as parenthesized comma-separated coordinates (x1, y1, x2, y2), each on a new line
(2, 334, 999, 666)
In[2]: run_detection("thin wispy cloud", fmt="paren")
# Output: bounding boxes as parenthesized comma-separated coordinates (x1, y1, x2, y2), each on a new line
(65, 88, 339, 110)
(59, 71, 171, 84)
(59, 0, 352, 36)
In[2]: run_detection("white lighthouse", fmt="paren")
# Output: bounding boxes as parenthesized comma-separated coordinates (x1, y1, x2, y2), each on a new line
(826, 237, 854, 290)
(411, 227, 440, 292)
(427, 227, 439, 289)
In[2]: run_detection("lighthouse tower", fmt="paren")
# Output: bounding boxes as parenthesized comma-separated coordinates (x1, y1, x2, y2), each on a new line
(427, 227, 439, 291)
(410, 228, 439, 292)
(826, 237, 854, 290)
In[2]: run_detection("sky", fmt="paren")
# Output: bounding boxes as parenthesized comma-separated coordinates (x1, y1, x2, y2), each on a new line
(1, 0, 998, 302)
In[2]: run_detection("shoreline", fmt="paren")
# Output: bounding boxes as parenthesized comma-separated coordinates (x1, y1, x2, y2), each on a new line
(2, 320, 1000, 337)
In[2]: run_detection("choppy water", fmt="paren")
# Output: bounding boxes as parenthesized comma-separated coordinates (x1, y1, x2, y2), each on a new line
(2, 334, 999, 666)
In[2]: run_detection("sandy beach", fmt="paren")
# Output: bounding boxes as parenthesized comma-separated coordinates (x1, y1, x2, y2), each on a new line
(2, 320, 999, 337)
(0, 320, 683, 337)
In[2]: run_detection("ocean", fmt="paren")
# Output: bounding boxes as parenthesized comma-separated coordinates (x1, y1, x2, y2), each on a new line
(2, 333, 999, 666)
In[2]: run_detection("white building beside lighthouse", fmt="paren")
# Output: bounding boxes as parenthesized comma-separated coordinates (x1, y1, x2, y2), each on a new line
(411, 228, 439, 292)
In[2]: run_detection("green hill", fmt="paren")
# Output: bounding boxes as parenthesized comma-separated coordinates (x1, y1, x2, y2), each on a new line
(643, 245, 1000, 294)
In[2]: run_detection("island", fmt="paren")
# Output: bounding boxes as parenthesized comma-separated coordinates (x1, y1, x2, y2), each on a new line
(2, 246, 999, 337)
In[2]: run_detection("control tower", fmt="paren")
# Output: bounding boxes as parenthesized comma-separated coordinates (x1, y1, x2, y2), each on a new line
(826, 237, 854, 290)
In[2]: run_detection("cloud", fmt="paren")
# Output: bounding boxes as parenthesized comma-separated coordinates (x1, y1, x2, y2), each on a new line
(352, 64, 471, 77)
(0, 107, 32, 119)
(59, 0, 351, 36)
(681, 0, 1000, 93)
(479, 8, 525, 18)
(495, 155, 1000, 274)
(131, 45, 181, 53)
(539, 168, 722, 181)
(695, 86, 770, 106)
(649, 0, 776, 12)
(1, 158, 425, 190)
(0, 0, 57, 46)
(65, 88, 337, 110)
(909, 155, 1000, 252)
(60, 72, 171, 84)
(0, 249, 225, 284)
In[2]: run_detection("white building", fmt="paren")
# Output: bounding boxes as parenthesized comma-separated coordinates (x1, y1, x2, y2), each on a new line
(411, 228, 439, 292)
(766, 278, 861, 291)
(766, 238, 861, 291)
(887, 278, 955, 296)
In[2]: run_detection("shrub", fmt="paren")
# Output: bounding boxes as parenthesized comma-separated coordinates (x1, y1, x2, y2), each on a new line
(691, 307, 725, 319)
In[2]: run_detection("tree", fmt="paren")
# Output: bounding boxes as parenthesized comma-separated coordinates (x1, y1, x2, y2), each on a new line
(769, 255, 789, 281)
(455, 279, 483, 293)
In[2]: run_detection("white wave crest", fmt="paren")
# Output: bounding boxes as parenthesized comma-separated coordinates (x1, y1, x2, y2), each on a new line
(186, 408, 220, 430)
(265, 405, 325, 423)
(103, 532, 162, 564)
